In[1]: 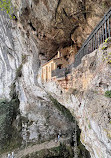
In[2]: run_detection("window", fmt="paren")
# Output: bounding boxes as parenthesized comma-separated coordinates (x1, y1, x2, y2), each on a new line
(57, 64, 62, 69)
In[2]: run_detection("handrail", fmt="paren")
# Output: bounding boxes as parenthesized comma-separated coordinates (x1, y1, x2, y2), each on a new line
(74, 7, 111, 67)
(51, 8, 111, 79)
(82, 8, 111, 47)
(52, 66, 71, 78)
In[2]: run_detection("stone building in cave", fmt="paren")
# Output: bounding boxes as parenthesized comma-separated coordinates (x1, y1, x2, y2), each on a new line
(42, 47, 76, 82)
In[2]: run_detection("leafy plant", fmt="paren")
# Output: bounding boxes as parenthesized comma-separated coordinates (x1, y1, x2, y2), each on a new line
(102, 46, 107, 50)
(0, 0, 15, 19)
(105, 90, 111, 98)
(102, 38, 111, 64)
(105, 38, 109, 43)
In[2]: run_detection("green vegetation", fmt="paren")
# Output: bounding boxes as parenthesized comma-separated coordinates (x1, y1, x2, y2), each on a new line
(102, 38, 110, 45)
(105, 38, 109, 43)
(0, 0, 15, 19)
(0, 53, 27, 153)
(0, 99, 13, 146)
(102, 46, 107, 50)
(0, 96, 22, 153)
(0, 81, 22, 154)
(49, 95, 74, 122)
(102, 38, 111, 64)
(102, 53, 111, 64)
(102, 37, 110, 50)
(105, 90, 111, 98)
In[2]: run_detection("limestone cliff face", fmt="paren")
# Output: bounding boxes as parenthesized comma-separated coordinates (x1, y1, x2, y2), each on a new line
(43, 41, 111, 158)
(0, 11, 74, 153)
(0, 0, 111, 158)
(12, 0, 111, 60)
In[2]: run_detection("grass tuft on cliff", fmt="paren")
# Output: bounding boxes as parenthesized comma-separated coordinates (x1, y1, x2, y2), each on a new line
(0, 0, 16, 19)
(105, 90, 111, 98)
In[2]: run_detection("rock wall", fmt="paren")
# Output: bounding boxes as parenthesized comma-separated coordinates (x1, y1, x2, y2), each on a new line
(0, 0, 111, 157)
(12, 0, 111, 60)
(0, 10, 75, 154)
(43, 40, 111, 158)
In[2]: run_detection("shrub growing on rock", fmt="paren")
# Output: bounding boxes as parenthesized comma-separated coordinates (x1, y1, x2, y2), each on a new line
(105, 90, 111, 98)
(0, 0, 15, 19)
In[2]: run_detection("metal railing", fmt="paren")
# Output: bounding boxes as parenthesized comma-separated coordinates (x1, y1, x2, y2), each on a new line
(51, 8, 111, 79)
(52, 68, 66, 78)
(52, 66, 71, 78)
(74, 7, 111, 67)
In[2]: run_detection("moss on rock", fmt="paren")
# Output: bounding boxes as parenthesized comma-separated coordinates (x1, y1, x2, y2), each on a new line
(49, 95, 74, 122)
(0, 88, 22, 154)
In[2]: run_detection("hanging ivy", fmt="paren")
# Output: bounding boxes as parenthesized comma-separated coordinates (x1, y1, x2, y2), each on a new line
(0, 0, 15, 19)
